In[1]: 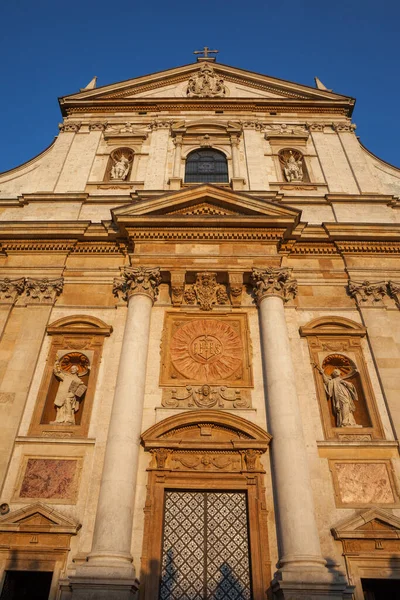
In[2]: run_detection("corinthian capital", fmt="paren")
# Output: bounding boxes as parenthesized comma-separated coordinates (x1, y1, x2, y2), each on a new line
(114, 267, 161, 303)
(24, 277, 64, 304)
(387, 281, 400, 309)
(251, 267, 297, 305)
(0, 277, 25, 304)
(348, 280, 386, 306)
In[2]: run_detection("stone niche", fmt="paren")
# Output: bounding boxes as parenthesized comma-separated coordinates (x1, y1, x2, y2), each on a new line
(29, 315, 112, 438)
(300, 316, 385, 440)
(159, 312, 253, 408)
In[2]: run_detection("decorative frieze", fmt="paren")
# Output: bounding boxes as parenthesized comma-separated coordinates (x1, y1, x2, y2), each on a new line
(24, 277, 64, 304)
(250, 267, 297, 305)
(183, 272, 229, 310)
(113, 266, 161, 303)
(264, 123, 308, 138)
(0, 277, 25, 304)
(348, 280, 387, 306)
(162, 384, 251, 409)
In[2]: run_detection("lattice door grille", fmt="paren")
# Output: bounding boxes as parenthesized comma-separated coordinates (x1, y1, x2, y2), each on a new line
(160, 491, 252, 600)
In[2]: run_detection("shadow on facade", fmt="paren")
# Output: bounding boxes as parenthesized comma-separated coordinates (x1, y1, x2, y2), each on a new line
(142, 551, 250, 599)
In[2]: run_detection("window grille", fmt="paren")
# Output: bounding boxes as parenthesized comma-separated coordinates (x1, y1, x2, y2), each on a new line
(185, 149, 229, 183)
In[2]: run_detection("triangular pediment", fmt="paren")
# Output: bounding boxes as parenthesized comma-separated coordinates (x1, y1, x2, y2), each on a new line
(0, 502, 80, 534)
(62, 62, 352, 104)
(332, 508, 400, 540)
(112, 185, 301, 224)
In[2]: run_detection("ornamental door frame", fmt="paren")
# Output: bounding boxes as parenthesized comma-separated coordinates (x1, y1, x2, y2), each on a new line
(332, 508, 400, 600)
(140, 411, 272, 600)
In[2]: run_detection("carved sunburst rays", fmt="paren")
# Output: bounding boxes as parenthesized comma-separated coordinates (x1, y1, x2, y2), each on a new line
(171, 319, 243, 382)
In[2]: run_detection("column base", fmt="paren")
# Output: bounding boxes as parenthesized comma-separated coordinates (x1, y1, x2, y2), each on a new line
(60, 575, 139, 600)
(272, 563, 354, 599)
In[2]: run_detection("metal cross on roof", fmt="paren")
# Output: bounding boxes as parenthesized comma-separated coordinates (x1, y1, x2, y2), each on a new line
(193, 46, 219, 62)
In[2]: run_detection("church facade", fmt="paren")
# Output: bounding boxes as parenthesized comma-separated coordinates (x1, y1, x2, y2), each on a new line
(0, 52, 400, 600)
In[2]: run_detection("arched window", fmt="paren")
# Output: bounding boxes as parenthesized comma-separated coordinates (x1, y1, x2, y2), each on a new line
(185, 149, 228, 183)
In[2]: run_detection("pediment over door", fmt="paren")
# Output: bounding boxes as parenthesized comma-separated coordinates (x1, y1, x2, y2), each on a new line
(112, 184, 301, 241)
(0, 502, 81, 534)
(332, 507, 400, 541)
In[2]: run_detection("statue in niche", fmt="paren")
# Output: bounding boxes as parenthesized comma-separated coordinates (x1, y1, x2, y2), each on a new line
(282, 150, 304, 182)
(51, 361, 87, 425)
(111, 154, 130, 180)
(314, 361, 361, 428)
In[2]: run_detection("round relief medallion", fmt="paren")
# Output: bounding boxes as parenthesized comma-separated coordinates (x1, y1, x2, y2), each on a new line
(170, 319, 243, 382)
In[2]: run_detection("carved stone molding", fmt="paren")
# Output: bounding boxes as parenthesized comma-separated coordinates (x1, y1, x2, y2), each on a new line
(0, 277, 25, 304)
(348, 280, 387, 306)
(162, 384, 251, 409)
(23, 278, 64, 304)
(113, 266, 161, 303)
(387, 281, 400, 309)
(250, 267, 297, 305)
(183, 272, 229, 310)
(186, 62, 226, 98)
(58, 122, 81, 133)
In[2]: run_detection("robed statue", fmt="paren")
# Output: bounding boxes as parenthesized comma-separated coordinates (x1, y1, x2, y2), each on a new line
(51, 361, 87, 425)
(314, 363, 361, 428)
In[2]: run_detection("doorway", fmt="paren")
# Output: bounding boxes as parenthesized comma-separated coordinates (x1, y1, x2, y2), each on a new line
(362, 578, 400, 600)
(160, 491, 251, 599)
(0, 570, 53, 600)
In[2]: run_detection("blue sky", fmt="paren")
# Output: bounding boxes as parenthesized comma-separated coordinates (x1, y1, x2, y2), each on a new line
(1, 0, 399, 172)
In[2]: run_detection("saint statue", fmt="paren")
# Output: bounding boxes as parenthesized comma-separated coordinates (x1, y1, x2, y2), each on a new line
(283, 151, 303, 182)
(314, 363, 361, 428)
(111, 154, 130, 180)
(51, 361, 87, 425)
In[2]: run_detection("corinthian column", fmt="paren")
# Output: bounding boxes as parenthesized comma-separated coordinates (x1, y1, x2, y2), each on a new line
(251, 268, 347, 598)
(72, 267, 161, 597)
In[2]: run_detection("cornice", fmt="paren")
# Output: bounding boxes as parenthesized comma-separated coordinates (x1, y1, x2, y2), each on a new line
(323, 223, 400, 241)
(123, 226, 286, 242)
(63, 100, 351, 117)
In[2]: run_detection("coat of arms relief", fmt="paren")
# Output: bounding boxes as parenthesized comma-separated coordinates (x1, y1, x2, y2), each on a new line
(160, 312, 253, 409)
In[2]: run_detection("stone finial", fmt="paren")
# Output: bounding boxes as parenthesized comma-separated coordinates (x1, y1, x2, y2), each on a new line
(348, 280, 387, 306)
(250, 267, 297, 305)
(387, 281, 400, 309)
(114, 267, 161, 303)
(24, 278, 64, 304)
(0, 277, 25, 304)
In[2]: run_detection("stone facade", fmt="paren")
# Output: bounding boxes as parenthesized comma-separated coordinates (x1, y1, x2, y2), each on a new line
(0, 55, 399, 599)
